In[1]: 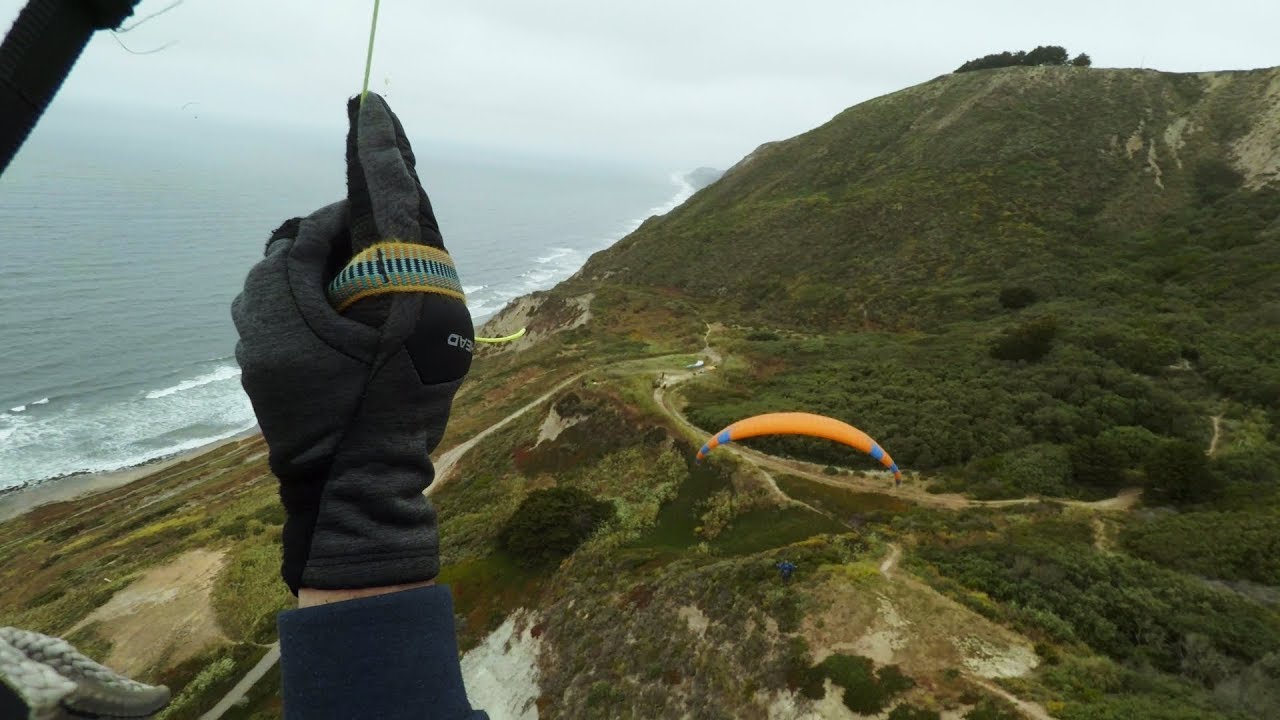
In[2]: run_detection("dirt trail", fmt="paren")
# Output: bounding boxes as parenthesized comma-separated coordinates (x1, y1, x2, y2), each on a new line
(879, 544, 901, 578)
(968, 677, 1054, 720)
(429, 374, 585, 496)
(1209, 414, 1223, 457)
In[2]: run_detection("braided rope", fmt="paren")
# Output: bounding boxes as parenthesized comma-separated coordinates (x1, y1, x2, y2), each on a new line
(0, 628, 169, 718)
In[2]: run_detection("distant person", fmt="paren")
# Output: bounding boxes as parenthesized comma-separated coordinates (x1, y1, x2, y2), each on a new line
(776, 559, 797, 583)
(0, 95, 487, 720)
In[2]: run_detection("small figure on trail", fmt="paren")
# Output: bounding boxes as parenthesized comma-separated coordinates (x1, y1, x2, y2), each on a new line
(776, 560, 797, 583)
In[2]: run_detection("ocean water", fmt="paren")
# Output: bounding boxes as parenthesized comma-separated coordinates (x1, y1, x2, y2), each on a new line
(0, 113, 690, 492)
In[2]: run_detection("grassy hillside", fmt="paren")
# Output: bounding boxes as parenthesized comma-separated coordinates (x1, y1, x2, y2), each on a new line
(565, 65, 1280, 501)
(2, 64, 1278, 719)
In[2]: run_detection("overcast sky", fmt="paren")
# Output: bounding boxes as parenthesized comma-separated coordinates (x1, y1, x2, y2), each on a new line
(4, 0, 1278, 170)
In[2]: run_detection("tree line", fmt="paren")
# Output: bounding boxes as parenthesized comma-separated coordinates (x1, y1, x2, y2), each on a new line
(956, 46, 1091, 73)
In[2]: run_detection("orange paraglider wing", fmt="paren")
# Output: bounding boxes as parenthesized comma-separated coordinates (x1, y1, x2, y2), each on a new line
(696, 412, 901, 479)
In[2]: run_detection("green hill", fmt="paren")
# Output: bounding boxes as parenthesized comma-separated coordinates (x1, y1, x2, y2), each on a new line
(560, 65, 1280, 499)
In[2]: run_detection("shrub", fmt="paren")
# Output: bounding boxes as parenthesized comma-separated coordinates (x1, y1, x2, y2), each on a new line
(1144, 441, 1220, 504)
(964, 697, 1021, 720)
(990, 316, 1057, 362)
(998, 286, 1038, 310)
(812, 654, 917, 715)
(747, 330, 781, 341)
(498, 487, 615, 567)
(1194, 159, 1244, 204)
(995, 444, 1071, 496)
(820, 654, 883, 713)
(1069, 436, 1131, 490)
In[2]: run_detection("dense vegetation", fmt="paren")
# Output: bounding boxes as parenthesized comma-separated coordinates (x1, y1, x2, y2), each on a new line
(796, 653, 916, 714)
(916, 517, 1280, 717)
(498, 486, 616, 567)
(955, 46, 1091, 73)
(577, 65, 1280, 501)
(1121, 510, 1280, 585)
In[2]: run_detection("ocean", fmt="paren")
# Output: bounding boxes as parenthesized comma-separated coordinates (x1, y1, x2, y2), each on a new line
(0, 111, 692, 492)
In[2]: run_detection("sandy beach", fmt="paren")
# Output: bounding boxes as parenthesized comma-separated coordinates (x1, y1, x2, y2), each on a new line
(0, 429, 259, 523)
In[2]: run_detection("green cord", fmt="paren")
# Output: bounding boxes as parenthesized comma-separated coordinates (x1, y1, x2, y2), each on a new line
(360, 0, 383, 104)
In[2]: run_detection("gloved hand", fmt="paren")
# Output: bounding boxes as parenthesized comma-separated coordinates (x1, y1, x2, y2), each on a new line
(232, 93, 474, 595)
(0, 627, 169, 720)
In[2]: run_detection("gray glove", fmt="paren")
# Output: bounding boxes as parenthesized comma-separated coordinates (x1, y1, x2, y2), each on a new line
(231, 93, 474, 594)
(0, 627, 169, 719)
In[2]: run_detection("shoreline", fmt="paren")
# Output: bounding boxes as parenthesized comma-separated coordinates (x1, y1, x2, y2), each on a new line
(0, 428, 259, 523)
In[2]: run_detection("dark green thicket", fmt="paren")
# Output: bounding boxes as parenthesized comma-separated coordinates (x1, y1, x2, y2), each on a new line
(918, 522, 1280, 680)
(497, 487, 615, 567)
(799, 653, 917, 714)
(955, 45, 1089, 73)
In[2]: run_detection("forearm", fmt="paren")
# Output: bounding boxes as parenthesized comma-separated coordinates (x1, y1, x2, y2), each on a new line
(297, 580, 435, 608)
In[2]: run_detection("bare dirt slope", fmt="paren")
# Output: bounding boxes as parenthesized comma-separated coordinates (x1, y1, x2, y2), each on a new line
(68, 548, 230, 678)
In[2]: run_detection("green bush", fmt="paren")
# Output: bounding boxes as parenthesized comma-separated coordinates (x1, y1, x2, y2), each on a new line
(1194, 159, 1244, 203)
(819, 654, 883, 713)
(994, 444, 1070, 496)
(498, 487, 615, 567)
(990, 316, 1058, 362)
(1144, 441, 1220, 504)
(1121, 511, 1280, 584)
(811, 654, 917, 715)
(998, 286, 1038, 309)
(919, 530, 1280, 679)
(1069, 436, 1131, 490)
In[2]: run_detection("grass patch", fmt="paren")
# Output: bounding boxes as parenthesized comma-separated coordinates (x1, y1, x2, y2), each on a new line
(777, 474, 912, 520)
(154, 643, 266, 720)
(635, 458, 729, 549)
(711, 506, 846, 556)
(438, 552, 543, 651)
(212, 537, 294, 645)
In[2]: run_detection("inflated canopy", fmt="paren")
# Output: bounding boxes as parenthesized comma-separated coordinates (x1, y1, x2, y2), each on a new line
(696, 412, 901, 479)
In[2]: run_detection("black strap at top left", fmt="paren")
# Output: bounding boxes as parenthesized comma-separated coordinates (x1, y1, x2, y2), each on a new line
(0, 0, 142, 176)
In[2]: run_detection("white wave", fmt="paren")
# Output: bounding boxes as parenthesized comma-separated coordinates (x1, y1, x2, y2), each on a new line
(463, 284, 487, 294)
(534, 247, 575, 264)
(145, 366, 241, 399)
(0, 370, 257, 491)
(8, 397, 48, 413)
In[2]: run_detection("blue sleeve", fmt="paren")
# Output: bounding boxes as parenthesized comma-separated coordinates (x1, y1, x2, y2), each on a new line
(277, 585, 487, 720)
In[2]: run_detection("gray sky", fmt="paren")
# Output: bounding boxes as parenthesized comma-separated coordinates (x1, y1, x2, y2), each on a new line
(4, 0, 1278, 170)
